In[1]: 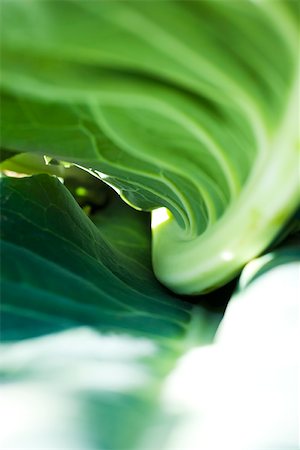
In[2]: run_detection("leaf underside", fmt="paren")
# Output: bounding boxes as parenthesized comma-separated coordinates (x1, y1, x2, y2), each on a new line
(1, 0, 299, 292)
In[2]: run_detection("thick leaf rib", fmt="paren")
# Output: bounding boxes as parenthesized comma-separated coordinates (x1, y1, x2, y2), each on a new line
(1, 0, 299, 293)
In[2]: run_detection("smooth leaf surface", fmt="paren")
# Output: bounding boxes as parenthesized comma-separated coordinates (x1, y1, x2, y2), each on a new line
(0, 174, 194, 343)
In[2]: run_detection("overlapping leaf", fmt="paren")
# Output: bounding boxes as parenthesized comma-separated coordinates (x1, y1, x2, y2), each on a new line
(0, 174, 193, 342)
(1, 0, 299, 293)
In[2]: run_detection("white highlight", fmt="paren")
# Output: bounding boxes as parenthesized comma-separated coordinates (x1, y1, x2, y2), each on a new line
(221, 250, 234, 261)
(1, 328, 157, 392)
(162, 263, 300, 450)
(0, 329, 159, 449)
(0, 383, 84, 450)
(238, 253, 275, 289)
(151, 207, 170, 229)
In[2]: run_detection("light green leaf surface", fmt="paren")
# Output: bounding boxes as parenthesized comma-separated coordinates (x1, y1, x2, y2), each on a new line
(1, 0, 299, 293)
(0, 152, 64, 177)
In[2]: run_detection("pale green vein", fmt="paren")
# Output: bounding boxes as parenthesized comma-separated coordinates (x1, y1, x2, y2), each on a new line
(108, 6, 269, 146)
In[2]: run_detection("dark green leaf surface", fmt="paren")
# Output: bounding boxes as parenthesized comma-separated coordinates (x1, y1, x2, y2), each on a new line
(0, 174, 192, 342)
(0, 174, 223, 450)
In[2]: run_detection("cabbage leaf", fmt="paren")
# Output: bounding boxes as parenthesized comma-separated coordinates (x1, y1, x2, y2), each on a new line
(1, 0, 299, 293)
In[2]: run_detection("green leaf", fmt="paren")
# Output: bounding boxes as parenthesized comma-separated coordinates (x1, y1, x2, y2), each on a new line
(1, 174, 194, 344)
(0, 152, 65, 176)
(0, 174, 222, 449)
(1, 0, 299, 294)
(0, 148, 18, 163)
